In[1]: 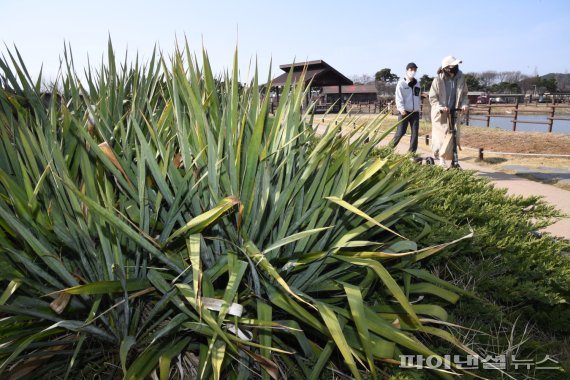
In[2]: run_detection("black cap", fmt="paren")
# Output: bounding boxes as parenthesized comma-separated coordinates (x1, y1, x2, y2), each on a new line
(406, 62, 418, 70)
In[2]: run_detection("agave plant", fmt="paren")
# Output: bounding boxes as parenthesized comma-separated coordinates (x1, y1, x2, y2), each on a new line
(0, 41, 475, 379)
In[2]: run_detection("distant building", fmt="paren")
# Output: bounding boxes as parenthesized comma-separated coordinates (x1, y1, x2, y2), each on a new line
(321, 84, 377, 103)
(468, 91, 486, 104)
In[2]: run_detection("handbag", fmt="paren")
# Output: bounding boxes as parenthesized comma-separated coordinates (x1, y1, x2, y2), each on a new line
(440, 113, 458, 160)
(440, 132, 455, 160)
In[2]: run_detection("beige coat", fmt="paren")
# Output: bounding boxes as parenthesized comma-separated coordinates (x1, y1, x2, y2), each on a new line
(429, 71, 469, 156)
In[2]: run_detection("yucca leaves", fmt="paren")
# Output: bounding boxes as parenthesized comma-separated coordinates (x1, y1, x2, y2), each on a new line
(344, 283, 377, 378)
(0, 40, 477, 379)
(167, 196, 240, 244)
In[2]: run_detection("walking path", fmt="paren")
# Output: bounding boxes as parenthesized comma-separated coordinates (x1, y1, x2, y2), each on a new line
(395, 138, 570, 239)
(462, 161, 570, 238)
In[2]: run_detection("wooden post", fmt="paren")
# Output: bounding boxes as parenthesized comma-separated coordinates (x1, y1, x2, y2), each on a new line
(548, 102, 555, 133)
(425, 134, 430, 145)
(338, 85, 343, 113)
(478, 148, 484, 160)
(512, 101, 519, 131)
(486, 105, 491, 128)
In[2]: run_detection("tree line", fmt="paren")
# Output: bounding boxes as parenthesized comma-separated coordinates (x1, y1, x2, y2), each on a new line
(351, 68, 570, 95)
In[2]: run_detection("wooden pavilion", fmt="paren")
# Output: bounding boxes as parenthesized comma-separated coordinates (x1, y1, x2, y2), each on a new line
(270, 60, 353, 112)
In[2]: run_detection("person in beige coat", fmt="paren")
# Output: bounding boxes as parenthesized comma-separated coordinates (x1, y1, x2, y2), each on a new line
(429, 56, 469, 166)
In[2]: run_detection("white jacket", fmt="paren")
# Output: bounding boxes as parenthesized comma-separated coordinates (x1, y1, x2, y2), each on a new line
(395, 77, 421, 114)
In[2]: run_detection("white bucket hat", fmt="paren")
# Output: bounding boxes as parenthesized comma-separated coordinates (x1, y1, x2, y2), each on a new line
(441, 55, 462, 68)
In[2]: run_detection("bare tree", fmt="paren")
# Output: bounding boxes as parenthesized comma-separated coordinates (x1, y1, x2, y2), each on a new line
(351, 74, 374, 85)
(361, 74, 374, 84)
(496, 71, 509, 83)
(351, 74, 363, 84)
(478, 70, 498, 88)
(375, 81, 397, 96)
(555, 71, 570, 92)
(503, 71, 523, 83)
(518, 74, 541, 94)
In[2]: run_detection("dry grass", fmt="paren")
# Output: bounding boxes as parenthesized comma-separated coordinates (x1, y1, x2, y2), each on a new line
(460, 127, 570, 155)
(314, 113, 570, 172)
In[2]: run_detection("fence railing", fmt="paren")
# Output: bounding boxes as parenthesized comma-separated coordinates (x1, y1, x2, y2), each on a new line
(347, 101, 382, 113)
(271, 99, 570, 133)
(466, 101, 570, 132)
(270, 100, 389, 115)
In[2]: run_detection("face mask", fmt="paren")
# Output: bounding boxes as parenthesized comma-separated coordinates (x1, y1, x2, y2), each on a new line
(407, 70, 416, 79)
(444, 66, 458, 76)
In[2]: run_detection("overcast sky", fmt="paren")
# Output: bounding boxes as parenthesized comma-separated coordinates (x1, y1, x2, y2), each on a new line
(1, 0, 568, 83)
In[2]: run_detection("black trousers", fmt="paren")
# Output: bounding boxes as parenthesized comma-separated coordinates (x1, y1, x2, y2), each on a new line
(390, 111, 420, 153)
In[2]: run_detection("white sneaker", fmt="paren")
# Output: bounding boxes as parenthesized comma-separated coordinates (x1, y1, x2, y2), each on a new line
(439, 158, 447, 167)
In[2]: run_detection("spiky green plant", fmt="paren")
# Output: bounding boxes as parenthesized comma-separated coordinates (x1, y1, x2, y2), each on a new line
(0, 41, 474, 379)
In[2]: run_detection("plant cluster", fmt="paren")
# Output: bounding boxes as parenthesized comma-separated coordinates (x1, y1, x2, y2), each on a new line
(0, 43, 475, 379)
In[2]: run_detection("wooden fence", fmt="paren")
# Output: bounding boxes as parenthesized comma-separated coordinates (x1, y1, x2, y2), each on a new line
(466, 101, 570, 132)
(347, 101, 382, 113)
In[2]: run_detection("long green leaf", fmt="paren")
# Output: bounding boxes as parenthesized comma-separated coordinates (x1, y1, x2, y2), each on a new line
(315, 301, 360, 380)
(167, 196, 239, 243)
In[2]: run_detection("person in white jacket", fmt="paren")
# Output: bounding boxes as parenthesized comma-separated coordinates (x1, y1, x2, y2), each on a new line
(390, 62, 421, 153)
